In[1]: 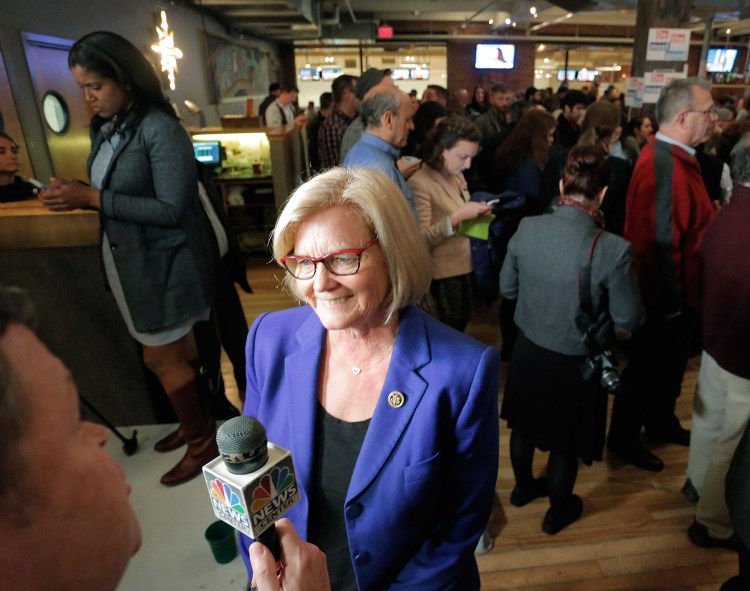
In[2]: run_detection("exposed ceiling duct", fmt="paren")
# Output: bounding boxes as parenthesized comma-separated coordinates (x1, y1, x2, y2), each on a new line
(187, 0, 750, 43)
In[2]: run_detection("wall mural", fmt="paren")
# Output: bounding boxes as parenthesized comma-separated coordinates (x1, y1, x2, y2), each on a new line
(205, 34, 270, 103)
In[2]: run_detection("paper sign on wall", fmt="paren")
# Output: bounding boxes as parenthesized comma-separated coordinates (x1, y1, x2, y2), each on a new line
(642, 70, 687, 104)
(625, 77, 644, 108)
(646, 28, 691, 61)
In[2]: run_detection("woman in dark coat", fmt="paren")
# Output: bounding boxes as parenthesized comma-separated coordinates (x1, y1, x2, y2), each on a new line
(39, 31, 216, 486)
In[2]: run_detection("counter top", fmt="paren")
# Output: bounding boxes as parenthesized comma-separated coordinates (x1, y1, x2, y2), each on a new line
(0, 200, 99, 248)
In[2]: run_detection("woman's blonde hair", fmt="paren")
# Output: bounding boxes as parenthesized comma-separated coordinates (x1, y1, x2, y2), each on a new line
(271, 167, 432, 323)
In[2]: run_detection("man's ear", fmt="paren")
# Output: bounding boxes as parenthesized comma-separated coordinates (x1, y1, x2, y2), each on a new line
(382, 110, 394, 128)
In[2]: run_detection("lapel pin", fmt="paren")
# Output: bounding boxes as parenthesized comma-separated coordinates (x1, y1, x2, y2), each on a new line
(388, 391, 405, 408)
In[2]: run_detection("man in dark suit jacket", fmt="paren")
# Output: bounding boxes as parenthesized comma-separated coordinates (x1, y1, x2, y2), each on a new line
(554, 90, 588, 149)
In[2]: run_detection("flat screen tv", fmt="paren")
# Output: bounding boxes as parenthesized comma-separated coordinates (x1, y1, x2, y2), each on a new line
(557, 69, 576, 81)
(192, 141, 222, 166)
(410, 68, 430, 80)
(707, 48, 738, 73)
(320, 67, 342, 81)
(390, 68, 411, 81)
(474, 44, 515, 70)
(577, 69, 598, 82)
(298, 68, 320, 81)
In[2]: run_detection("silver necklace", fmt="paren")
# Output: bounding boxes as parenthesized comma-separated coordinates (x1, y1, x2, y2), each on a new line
(329, 332, 397, 376)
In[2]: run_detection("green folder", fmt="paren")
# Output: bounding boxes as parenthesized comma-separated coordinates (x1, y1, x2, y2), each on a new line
(457, 214, 495, 240)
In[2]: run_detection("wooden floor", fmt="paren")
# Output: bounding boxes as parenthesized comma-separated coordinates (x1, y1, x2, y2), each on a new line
(223, 258, 737, 591)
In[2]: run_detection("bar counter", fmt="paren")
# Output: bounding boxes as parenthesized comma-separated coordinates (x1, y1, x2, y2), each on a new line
(0, 199, 99, 248)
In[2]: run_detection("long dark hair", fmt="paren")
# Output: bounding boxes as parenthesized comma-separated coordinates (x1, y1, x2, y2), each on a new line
(68, 31, 175, 132)
(495, 109, 556, 179)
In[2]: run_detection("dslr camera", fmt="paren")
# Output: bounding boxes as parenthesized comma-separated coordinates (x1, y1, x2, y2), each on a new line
(580, 349, 623, 393)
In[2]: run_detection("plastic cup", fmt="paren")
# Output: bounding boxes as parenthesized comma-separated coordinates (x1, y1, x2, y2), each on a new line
(204, 520, 238, 564)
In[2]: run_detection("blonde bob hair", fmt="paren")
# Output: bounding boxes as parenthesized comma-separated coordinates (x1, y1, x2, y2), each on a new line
(271, 167, 432, 323)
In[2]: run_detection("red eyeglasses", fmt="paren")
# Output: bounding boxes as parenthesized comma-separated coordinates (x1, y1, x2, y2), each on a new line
(279, 236, 379, 280)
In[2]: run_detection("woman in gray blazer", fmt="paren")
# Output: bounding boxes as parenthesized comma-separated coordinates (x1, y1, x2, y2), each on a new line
(39, 31, 216, 486)
(500, 146, 644, 534)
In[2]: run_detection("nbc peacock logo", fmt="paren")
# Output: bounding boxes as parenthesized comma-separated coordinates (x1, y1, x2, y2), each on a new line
(251, 466, 295, 513)
(210, 479, 246, 515)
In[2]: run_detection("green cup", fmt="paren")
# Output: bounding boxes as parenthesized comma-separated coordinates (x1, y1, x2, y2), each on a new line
(204, 520, 238, 564)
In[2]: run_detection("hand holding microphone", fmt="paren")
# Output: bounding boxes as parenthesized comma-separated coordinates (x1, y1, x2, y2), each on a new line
(203, 416, 300, 560)
(249, 518, 330, 591)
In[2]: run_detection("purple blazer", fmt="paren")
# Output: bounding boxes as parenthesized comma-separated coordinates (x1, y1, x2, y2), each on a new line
(239, 305, 500, 590)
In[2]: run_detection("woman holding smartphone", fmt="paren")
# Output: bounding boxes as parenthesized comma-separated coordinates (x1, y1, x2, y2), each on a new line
(408, 115, 492, 331)
(39, 31, 216, 486)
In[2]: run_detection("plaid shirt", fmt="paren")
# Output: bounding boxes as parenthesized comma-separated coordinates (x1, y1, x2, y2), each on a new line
(318, 107, 354, 169)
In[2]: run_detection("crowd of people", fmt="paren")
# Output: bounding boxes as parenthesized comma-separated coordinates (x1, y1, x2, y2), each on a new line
(4, 29, 750, 591)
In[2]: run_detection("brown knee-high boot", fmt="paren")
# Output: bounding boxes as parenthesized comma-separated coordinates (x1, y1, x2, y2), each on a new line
(160, 378, 218, 486)
(153, 367, 213, 453)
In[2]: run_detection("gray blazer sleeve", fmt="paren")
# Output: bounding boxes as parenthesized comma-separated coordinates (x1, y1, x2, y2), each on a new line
(499, 229, 520, 300)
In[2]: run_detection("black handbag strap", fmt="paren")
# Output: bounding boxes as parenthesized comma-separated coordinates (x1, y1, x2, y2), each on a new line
(577, 229, 604, 317)
(576, 229, 605, 351)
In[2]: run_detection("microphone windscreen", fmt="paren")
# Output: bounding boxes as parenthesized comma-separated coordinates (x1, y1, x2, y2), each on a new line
(216, 416, 269, 474)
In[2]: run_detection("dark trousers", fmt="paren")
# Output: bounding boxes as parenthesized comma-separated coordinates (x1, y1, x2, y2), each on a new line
(194, 258, 249, 409)
(720, 539, 750, 590)
(609, 312, 689, 443)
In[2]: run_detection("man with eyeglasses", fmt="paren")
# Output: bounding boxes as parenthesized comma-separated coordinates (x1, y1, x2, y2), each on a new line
(607, 78, 716, 473)
(0, 132, 37, 203)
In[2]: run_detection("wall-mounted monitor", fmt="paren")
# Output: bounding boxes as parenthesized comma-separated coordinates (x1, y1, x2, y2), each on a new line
(410, 68, 430, 80)
(707, 48, 738, 72)
(319, 67, 342, 80)
(299, 68, 320, 81)
(390, 68, 411, 80)
(577, 69, 598, 82)
(557, 69, 576, 81)
(475, 44, 515, 70)
(192, 141, 222, 166)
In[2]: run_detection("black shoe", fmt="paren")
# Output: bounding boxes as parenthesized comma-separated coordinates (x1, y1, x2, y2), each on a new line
(681, 478, 700, 503)
(720, 575, 747, 591)
(542, 495, 583, 535)
(688, 520, 739, 550)
(645, 424, 690, 447)
(607, 439, 665, 472)
(510, 477, 548, 507)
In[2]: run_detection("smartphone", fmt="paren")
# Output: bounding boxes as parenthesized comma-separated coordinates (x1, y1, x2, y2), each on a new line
(486, 198, 500, 206)
(28, 178, 47, 192)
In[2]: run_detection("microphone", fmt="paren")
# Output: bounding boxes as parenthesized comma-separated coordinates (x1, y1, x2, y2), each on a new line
(202, 416, 300, 559)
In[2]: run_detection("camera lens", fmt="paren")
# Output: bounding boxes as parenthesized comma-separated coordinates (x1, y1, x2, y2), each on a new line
(600, 368, 622, 393)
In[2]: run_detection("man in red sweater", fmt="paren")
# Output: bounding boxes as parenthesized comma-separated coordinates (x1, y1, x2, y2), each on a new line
(607, 78, 717, 471)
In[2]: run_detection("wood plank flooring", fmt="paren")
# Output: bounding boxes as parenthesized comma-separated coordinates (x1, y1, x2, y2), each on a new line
(222, 258, 736, 591)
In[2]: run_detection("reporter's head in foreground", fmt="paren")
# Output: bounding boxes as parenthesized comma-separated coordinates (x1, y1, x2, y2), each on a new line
(0, 286, 141, 591)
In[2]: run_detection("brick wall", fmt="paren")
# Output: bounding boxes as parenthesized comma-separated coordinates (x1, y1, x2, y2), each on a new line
(447, 40, 537, 98)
